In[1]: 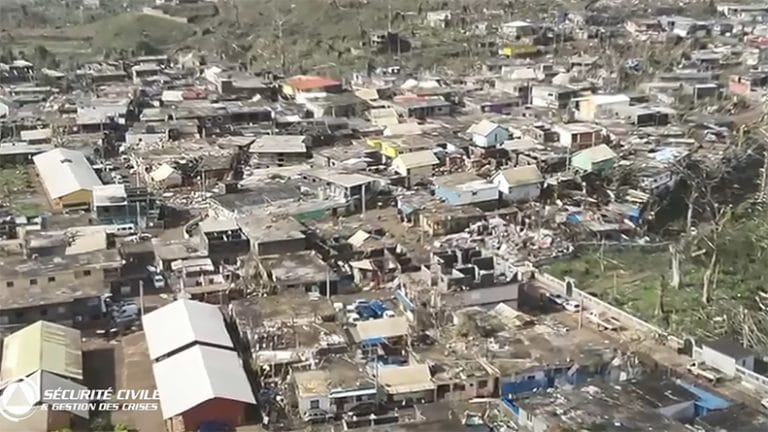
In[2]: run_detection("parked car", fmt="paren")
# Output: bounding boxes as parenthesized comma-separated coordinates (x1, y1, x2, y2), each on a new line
(546, 292, 567, 306)
(152, 274, 165, 290)
(563, 300, 581, 312)
(303, 408, 331, 423)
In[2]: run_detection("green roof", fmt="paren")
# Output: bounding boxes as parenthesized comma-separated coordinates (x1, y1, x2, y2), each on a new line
(1, 321, 83, 382)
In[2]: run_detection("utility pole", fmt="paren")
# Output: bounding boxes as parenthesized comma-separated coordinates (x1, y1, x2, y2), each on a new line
(361, 183, 366, 214)
(578, 297, 584, 329)
(325, 269, 330, 299)
(139, 280, 145, 317)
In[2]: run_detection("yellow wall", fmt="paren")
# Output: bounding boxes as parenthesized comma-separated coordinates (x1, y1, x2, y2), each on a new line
(366, 138, 403, 159)
(59, 189, 93, 209)
(281, 83, 295, 97)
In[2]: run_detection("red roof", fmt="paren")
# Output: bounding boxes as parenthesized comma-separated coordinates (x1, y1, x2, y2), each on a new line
(285, 75, 341, 91)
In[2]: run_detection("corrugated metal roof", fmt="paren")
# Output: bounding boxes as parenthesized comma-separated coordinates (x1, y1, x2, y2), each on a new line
(152, 345, 256, 419)
(142, 299, 234, 361)
(32, 148, 102, 200)
(0, 321, 83, 382)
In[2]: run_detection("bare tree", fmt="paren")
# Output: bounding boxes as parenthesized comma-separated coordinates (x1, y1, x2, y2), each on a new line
(656, 274, 666, 316)
(701, 205, 731, 304)
(669, 243, 681, 290)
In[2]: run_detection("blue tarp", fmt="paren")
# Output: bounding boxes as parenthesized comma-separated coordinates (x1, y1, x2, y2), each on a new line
(361, 337, 386, 346)
(676, 380, 731, 417)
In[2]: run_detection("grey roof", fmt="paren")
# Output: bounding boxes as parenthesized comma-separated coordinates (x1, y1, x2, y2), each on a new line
(497, 165, 543, 187)
(704, 337, 755, 359)
(467, 119, 502, 137)
(33, 148, 102, 199)
(394, 150, 439, 169)
(573, 144, 617, 163)
(249, 135, 308, 154)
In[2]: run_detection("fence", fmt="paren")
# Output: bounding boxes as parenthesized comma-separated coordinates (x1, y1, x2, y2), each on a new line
(533, 269, 768, 394)
(533, 270, 683, 347)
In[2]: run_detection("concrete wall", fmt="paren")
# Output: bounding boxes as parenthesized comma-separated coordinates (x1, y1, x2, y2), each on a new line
(505, 184, 541, 203)
(298, 393, 331, 415)
(658, 400, 695, 422)
(699, 345, 738, 377)
(532, 269, 768, 395)
(141, 7, 190, 23)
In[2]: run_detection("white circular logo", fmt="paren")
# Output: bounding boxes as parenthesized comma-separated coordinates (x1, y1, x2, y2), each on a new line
(0, 376, 38, 422)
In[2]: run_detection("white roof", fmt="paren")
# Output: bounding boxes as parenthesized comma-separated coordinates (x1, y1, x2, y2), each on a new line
(467, 119, 502, 137)
(92, 184, 127, 206)
(19, 128, 52, 141)
(591, 94, 630, 105)
(150, 163, 179, 182)
(142, 299, 233, 361)
(33, 148, 102, 199)
(153, 345, 255, 419)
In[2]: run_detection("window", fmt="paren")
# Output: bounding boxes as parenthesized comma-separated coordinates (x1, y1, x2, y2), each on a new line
(5, 281, 12, 288)
(453, 383, 465, 392)
(83, 270, 92, 277)
(526, 375, 537, 380)
(57, 306, 67, 314)
(14, 311, 24, 319)
(121, 286, 132, 296)
(478, 379, 488, 389)
(47, 276, 56, 283)
(40, 309, 48, 317)
(30, 279, 37, 286)
(309, 399, 320, 409)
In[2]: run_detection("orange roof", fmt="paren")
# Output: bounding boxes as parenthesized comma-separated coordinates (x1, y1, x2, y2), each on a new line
(285, 75, 341, 91)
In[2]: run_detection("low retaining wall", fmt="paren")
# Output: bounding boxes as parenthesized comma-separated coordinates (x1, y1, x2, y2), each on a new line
(533, 269, 768, 394)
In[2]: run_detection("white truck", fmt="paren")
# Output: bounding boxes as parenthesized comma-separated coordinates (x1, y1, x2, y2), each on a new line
(585, 311, 621, 331)
(687, 361, 722, 384)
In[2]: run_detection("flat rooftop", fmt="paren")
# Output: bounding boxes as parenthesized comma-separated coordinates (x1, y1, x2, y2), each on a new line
(515, 380, 690, 431)
(293, 356, 373, 396)
(259, 251, 337, 285)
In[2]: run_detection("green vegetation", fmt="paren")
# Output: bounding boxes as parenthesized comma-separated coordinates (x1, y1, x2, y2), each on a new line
(547, 202, 768, 351)
(0, 168, 45, 216)
(87, 13, 195, 52)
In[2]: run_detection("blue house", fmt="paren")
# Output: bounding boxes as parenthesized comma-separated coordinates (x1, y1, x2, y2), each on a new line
(433, 173, 498, 207)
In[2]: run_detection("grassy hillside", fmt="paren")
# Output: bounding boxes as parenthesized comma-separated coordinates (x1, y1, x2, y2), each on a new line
(86, 13, 196, 51)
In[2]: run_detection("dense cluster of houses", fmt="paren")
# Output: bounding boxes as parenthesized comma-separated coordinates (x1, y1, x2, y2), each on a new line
(3, 1, 768, 431)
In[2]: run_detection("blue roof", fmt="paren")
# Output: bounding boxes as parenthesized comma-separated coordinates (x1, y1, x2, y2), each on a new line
(676, 380, 731, 410)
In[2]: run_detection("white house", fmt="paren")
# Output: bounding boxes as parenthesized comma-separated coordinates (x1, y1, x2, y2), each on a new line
(501, 21, 537, 39)
(492, 165, 543, 202)
(574, 94, 630, 122)
(696, 337, 756, 378)
(467, 120, 509, 148)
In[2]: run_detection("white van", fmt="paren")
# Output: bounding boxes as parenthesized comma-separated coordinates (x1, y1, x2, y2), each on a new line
(106, 224, 136, 237)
